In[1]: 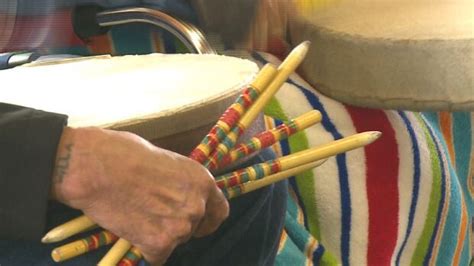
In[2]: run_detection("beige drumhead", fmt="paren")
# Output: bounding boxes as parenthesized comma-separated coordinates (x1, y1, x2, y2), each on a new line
(0, 53, 260, 153)
(290, 0, 474, 111)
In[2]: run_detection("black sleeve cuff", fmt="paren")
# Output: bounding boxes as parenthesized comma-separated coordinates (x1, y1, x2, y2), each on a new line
(0, 103, 68, 240)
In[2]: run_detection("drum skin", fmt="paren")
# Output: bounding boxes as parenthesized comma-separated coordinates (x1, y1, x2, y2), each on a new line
(289, 0, 474, 111)
(0, 53, 265, 155)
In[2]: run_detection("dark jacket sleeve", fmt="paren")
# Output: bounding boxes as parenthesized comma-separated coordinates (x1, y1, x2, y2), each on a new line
(0, 103, 68, 240)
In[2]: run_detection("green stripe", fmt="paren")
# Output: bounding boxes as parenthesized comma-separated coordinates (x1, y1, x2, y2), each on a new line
(411, 114, 443, 265)
(320, 252, 340, 266)
(264, 97, 321, 240)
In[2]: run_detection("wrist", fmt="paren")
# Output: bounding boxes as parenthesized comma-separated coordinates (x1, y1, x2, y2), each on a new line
(50, 127, 104, 207)
(50, 127, 75, 201)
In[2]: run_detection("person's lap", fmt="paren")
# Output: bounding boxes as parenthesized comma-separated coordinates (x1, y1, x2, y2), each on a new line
(0, 149, 288, 266)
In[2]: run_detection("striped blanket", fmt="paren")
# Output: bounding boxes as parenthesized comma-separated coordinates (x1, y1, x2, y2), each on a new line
(252, 52, 474, 266)
(2, 7, 472, 264)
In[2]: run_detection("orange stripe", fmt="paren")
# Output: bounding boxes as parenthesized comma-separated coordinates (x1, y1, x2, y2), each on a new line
(452, 199, 468, 265)
(305, 237, 318, 259)
(439, 112, 456, 167)
(152, 31, 165, 53)
(87, 34, 113, 55)
(277, 229, 288, 254)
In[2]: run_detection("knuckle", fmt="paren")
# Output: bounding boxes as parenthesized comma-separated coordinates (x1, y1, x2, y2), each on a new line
(197, 176, 215, 194)
(219, 200, 230, 220)
(188, 200, 206, 220)
(142, 236, 162, 252)
(140, 250, 161, 264)
(139, 231, 172, 252)
(144, 234, 174, 255)
(172, 220, 193, 239)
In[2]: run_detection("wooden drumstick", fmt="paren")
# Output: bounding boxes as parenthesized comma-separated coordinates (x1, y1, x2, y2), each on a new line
(216, 131, 382, 189)
(98, 238, 132, 265)
(45, 131, 380, 263)
(51, 230, 118, 262)
(189, 63, 278, 163)
(204, 41, 311, 169)
(214, 110, 322, 170)
(117, 247, 142, 266)
(41, 215, 96, 243)
(223, 159, 326, 199)
(102, 41, 312, 265)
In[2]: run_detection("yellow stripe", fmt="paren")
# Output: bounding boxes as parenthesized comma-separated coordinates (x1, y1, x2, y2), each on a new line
(305, 236, 318, 258)
(216, 120, 231, 131)
(196, 144, 211, 156)
(248, 167, 258, 181)
(233, 103, 245, 115)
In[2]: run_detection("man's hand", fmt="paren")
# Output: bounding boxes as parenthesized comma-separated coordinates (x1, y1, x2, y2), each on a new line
(50, 127, 229, 264)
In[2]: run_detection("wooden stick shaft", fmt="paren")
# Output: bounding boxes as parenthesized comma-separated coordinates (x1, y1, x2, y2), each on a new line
(203, 42, 311, 168)
(238, 42, 310, 129)
(117, 247, 143, 266)
(223, 160, 326, 199)
(51, 230, 118, 262)
(215, 131, 381, 189)
(214, 110, 322, 170)
(42, 215, 96, 243)
(98, 238, 132, 265)
(189, 64, 277, 163)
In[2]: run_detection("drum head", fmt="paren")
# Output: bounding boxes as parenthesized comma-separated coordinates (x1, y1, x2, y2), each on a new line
(290, 0, 474, 111)
(1, 53, 259, 152)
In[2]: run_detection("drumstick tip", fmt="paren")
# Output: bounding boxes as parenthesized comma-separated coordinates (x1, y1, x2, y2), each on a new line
(41, 232, 63, 244)
(279, 41, 311, 71)
(290, 41, 311, 60)
(366, 131, 382, 144)
(51, 249, 62, 262)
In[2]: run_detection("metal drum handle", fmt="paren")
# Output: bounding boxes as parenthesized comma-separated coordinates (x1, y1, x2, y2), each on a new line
(96, 7, 216, 55)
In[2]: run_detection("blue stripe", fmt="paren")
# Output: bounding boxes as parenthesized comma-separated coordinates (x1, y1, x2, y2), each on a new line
(110, 24, 153, 55)
(438, 167, 463, 266)
(289, 79, 351, 266)
(452, 112, 473, 212)
(276, 118, 310, 229)
(312, 244, 325, 265)
(422, 115, 447, 265)
(251, 53, 312, 231)
(395, 112, 421, 265)
(423, 114, 466, 265)
(422, 112, 440, 130)
(162, 31, 177, 53)
(452, 112, 471, 180)
(430, 126, 464, 265)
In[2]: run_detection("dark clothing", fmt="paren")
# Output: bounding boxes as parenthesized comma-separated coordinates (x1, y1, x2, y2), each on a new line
(0, 103, 287, 265)
(0, 103, 67, 240)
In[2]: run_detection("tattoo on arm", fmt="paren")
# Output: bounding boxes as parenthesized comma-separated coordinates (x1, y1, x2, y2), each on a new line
(53, 143, 73, 184)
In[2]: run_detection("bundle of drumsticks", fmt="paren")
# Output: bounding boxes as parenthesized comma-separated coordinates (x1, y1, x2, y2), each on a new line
(41, 41, 381, 265)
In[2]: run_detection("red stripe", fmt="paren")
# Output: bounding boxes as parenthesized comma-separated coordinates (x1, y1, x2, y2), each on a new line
(346, 106, 399, 266)
(1, 9, 85, 52)
(87, 34, 113, 55)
